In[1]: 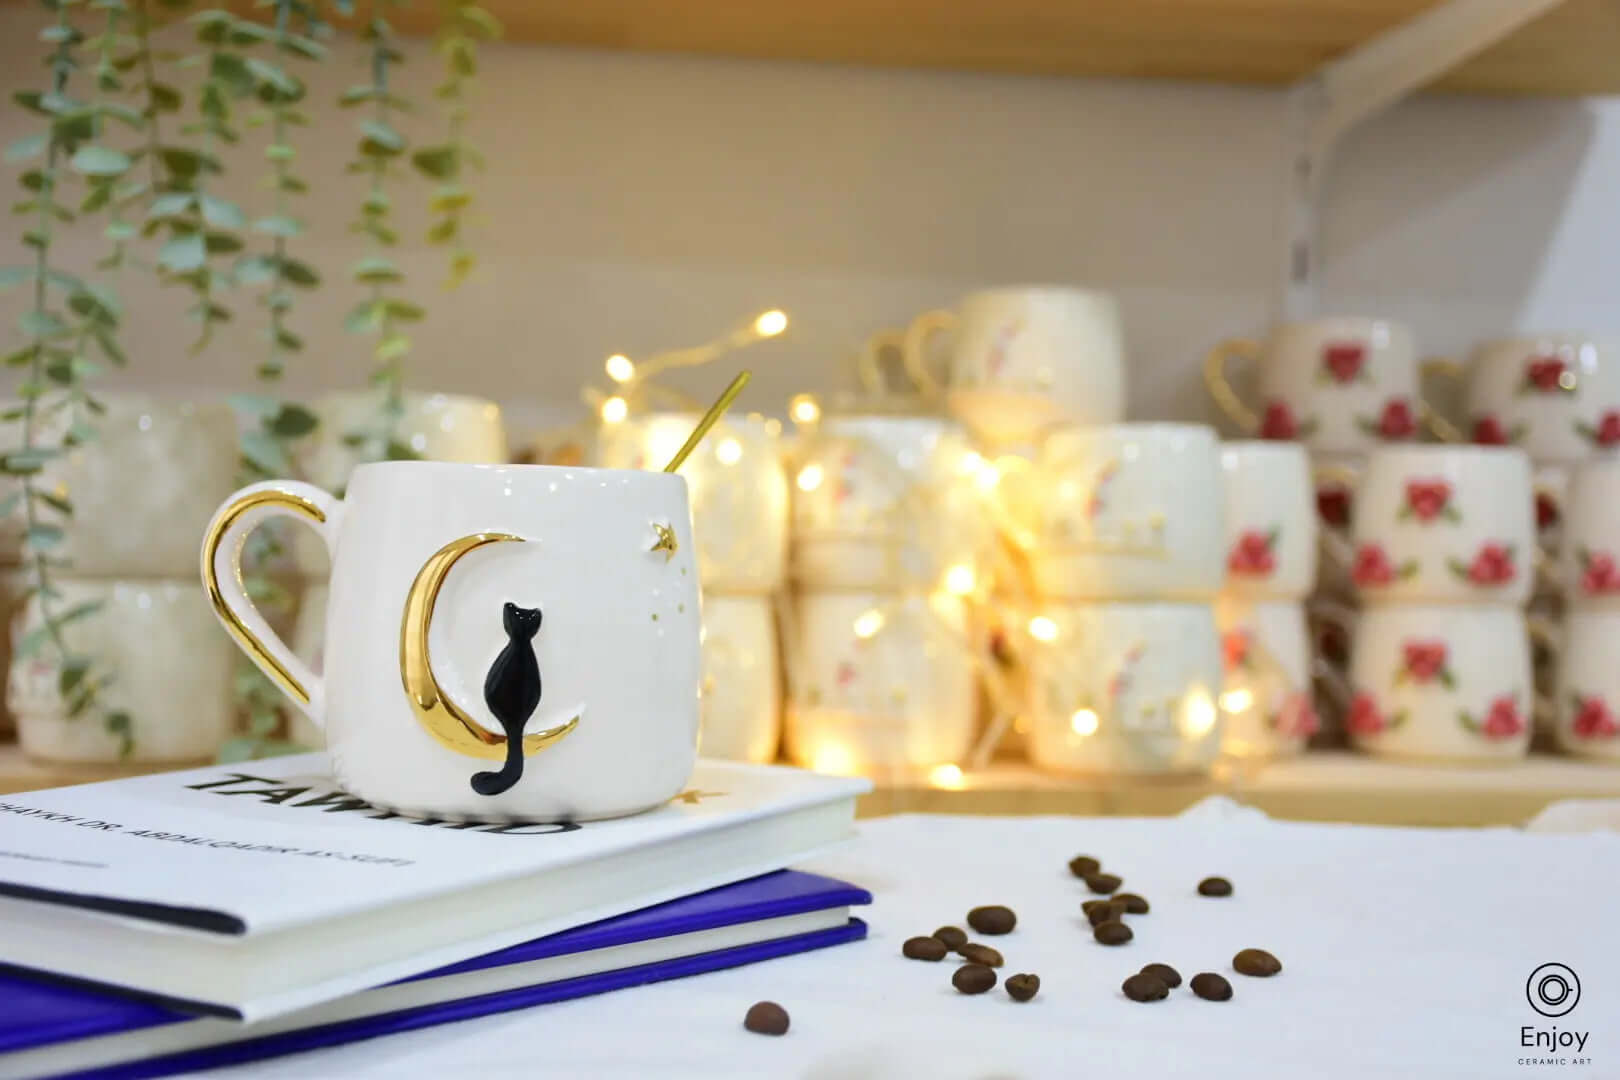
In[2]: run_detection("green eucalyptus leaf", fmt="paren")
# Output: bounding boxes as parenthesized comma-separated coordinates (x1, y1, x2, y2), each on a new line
(265, 143, 295, 161)
(382, 298, 424, 322)
(339, 84, 374, 106)
(375, 333, 411, 361)
(103, 221, 136, 241)
(385, 439, 422, 462)
(226, 392, 282, 418)
(350, 255, 401, 284)
(429, 185, 470, 214)
(204, 231, 242, 255)
(96, 102, 144, 129)
(411, 145, 457, 179)
(70, 146, 131, 177)
(79, 182, 112, 214)
(39, 23, 84, 44)
(268, 403, 318, 438)
(239, 429, 291, 475)
(458, 5, 503, 38)
(344, 299, 382, 333)
(426, 217, 457, 244)
(272, 327, 303, 353)
(245, 57, 300, 98)
(276, 174, 308, 194)
(149, 82, 182, 113)
(279, 258, 318, 287)
(200, 194, 244, 229)
(361, 118, 403, 150)
(232, 254, 277, 286)
(446, 38, 476, 77)
(92, 328, 125, 365)
(159, 145, 221, 178)
(158, 232, 206, 272)
(252, 214, 301, 237)
(25, 523, 65, 549)
(4, 134, 46, 163)
(146, 191, 196, 219)
(278, 34, 325, 60)
(19, 310, 69, 339)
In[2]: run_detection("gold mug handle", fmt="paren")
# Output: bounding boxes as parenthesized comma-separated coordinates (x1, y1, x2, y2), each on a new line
(855, 328, 907, 398)
(1418, 356, 1466, 443)
(1525, 614, 1562, 727)
(901, 309, 956, 401)
(1203, 338, 1262, 434)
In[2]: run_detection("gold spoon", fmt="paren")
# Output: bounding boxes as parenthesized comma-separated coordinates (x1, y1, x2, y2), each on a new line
(662, 370, 752, 472)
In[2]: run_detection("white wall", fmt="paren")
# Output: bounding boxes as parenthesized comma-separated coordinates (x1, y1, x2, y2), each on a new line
(1, 7, 1617, 444)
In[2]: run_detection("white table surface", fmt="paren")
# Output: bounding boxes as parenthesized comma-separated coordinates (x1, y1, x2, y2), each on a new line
(199, 805, 1620, 1079)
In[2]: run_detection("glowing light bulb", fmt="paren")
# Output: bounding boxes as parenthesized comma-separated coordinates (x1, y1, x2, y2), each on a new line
(604, 354, 635, 383)
(1027, 615, 1058, 643)
(1070, 708, 1099, 736)
(812, 744, 854, 775)
(600, 396, 628, 424)
(716, 437, 743, 465)
(929, 763, 965, 790)
(754, 309, 788, 337)
(960, 450, 987, 476)
(1219, 688, 1254, 713)
(789, 394, 821, 425)
(943, 563, 976, 596)
(797, 462, 825, 492)
(852, 608, 885, 639)
(1180, 691, 1218, 737)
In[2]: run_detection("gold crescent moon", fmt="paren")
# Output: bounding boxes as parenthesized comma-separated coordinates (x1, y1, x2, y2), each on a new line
(399, 532, 580, 761)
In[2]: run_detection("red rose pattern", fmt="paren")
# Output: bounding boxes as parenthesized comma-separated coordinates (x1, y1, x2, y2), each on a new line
(1536, 491, 1560, 531)
(1579, 548, 1620, 595)
(1572, 695, 1620, 740)
(1577, 410, 1620, 447)
(1316, 486, 1351, 528)
(1322, 342, 1366, 384)
(1473, 415, 1508, 445)
(1402, 479, 1456, 524)
(1469, 694, 1524, 740)
(1260, 401, 1299, 440)
(1525, 356, 1568, 393)
(1221, 629, 1251, 673)
(1400, 640, 1449, 685)
(1347, 692, 1388, 736)
(1227, 529, 1278, 577)
(1272, 692, 1319, 739)
(1450, 542, 1516, 587)
(1351, 543, 1413, 587)
(1379, 398, 1416, 439)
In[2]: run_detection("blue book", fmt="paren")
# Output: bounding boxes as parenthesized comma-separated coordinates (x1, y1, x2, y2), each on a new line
(0, 870, 869, 1080)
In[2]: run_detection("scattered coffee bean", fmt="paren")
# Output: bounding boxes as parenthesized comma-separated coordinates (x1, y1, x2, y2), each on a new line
(1093, 919, 1133, 946)
(1191, 972, 1233, 1001)
(1085, 873, 1123, 895)
(1086, 899, 1127, 927)
(967, 905, 1016, 935)
(1115, 893, 1150, 914)
(1233, 948, 1281, 977)
(1198, 876, 1233, 897)
(1122, 972, 1169, 1002)
(1005, 973, 1041, 1002)
(1139, 963, 1182, 988)
(958, 943, 1004, 967)
(1081, 899, 1108, 916)
(743, 1001, 789, 1035)
(933, 926, 968, 950)
(953, 964, 997, 994)
(903, 936, 948, 961)
(1068, 855, 1101, 878)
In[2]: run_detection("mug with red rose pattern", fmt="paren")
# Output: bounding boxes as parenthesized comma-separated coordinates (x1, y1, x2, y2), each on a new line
(1552, 610, 1620, 760)
(1558, 459, 1620, 610)
(1333, 604, 1531, 761)
(1213, 596, 1316, 759)
(1219, 441, 1318, 600)
(1204, 318, 1449, 454)
(1427, 335, 1620, 464)
(1323, 445, 1534, 606)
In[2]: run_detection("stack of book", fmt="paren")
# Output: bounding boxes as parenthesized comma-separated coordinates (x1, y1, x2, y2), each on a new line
(0, 754, 870, 1078)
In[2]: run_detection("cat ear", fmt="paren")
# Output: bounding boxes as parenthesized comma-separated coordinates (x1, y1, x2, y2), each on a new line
(502, 602, 520, 634)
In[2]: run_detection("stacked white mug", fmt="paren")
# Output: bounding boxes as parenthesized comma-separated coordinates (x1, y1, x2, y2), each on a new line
(6, 395, 240, 763)
(598, 412, 788, 763)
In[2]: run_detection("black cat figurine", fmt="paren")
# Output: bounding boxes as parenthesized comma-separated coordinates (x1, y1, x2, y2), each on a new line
(471, 602, 544, 796)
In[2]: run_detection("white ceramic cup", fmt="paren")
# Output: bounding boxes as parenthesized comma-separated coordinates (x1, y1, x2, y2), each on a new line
(203, 462, 701, 821)
(288, 582, 329, 748)
(1327, 445, 1534, 606)
(8, 577, 233, 763)
(1213, 597, 1316, 759)
(1023, 602, 1223, 775)
(782, 590, 975, 775)
(699, 593, 780, 764)
(1552, 610, 1620, 759)
(1559, 459, 1620, 608)
(790, 413, 992, 591)
(1434, 335, 1620, 463)
(900, 287, 1125, 446)
(1339, 604, 1531, 761)
(1025, 424, 1224, 601)
(1219, 441, 1318, 599)
(1205, 317, 1438, 453)
(598, 414, 788, 593)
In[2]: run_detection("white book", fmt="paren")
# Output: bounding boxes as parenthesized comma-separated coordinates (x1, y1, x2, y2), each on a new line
(0, 753, 867, 1022)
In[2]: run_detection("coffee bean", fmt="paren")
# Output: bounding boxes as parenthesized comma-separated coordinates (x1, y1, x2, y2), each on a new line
(953, 964, 997, 994)
(1085, 873, 1123, 894)
(1005, 973, 1041, 1002)
(1139, 963, 1181, 988)
(1198, 876, 1233, 897)
(1068, 855, 1101, 878)
(933, 926, 968, 950)
(743, 1001, 789, 1035)
(1093, 919, 1133, 946)
(1081, 899, 1109, 916)
(903, 936, 948, 961)
(1115, 893, 1150, 914)
(1121, 972, 1169, 1002)
(958, 943, 1004, 967)
(1233, 948, 1281, 977)
(1086, 899, 1127, 927)
(1191, 972, 1233, 1001)
(967, 905, 1016, 935)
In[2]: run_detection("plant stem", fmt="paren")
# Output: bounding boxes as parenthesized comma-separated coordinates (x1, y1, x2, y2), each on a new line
(133, 0, 167, 196)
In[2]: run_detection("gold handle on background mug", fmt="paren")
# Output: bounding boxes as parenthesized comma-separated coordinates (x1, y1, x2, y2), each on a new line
(901, 309, 956, 401)
(1203, 338, 1262, 434)
(1417, 356, 1466, 443)
(1525, 614, 1562, 728)
(855, 328, 907, 398)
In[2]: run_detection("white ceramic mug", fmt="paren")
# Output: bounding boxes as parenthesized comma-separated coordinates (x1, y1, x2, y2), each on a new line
(598, 413, 788, 593)
(1213, 597, 1316, 759)
(288, 582, 329, 749)
(9, 577, 233, 763)
(782, 590, 975, 775)
(699, 593, 780, 764)
(1025, 424, 1224, 601)
(1219, 441, 1318, 600)
(901, 287, 1125, 446)
(1327, 445, 1534, 606)
(1559, 459, 1620, 608)
(1432, 335, 1620, 463)
(1023, 602, 1223, 775)
(203, 462, 701, 821)
(790, 413, 992, 591)
(1552, 610, 1620, 759)
(1205, 318, 1441, 453)
(1338, 604, 1531, 762)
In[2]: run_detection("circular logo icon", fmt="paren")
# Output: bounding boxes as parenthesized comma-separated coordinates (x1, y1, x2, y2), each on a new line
(1527, 963, 1581, 1017)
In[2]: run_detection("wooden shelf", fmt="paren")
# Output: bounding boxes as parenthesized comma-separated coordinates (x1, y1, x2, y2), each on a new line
(0, 746, 188, 797)
(367, 0, 1620, 97)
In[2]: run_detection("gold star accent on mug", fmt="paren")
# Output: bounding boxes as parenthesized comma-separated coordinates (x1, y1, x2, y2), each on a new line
(673, 788, 725, 805)
(649, 522, 678, 562)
